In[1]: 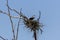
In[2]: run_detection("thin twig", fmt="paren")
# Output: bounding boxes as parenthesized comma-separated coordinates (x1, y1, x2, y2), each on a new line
(0, 36, 6, 40)
(15, 9, 22, 40)
(6, 0, 15, 40)
(0, 10, 20, 18)
(9, 8, 28, 20)
(0, 10, 8, 15)
(37, 11, 41, 21)
(7, 5, 20, 15)
(15, 18, 20, 40)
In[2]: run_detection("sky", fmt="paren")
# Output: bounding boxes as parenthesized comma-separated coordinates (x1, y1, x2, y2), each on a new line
(0, 0, 60, 40)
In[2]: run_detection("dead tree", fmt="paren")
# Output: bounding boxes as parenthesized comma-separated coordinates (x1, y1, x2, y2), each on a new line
(0, 0, 43, 40)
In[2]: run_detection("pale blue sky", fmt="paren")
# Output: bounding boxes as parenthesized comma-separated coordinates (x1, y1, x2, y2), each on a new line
(0, 0, 60, 40)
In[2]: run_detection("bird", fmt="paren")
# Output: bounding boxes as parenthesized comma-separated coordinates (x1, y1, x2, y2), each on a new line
(29, 16, 35, 20)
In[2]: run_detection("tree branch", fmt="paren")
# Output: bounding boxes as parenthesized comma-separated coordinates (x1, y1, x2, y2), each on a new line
(15, 9, 22, 40)
(33, 31, 37, 40)
(15, 18, 20, 40)
(37, 11, 41, 22)
(6, 0, 15, 40)
(6, 5, 20, 15)
(0, 10, 20, 18)
(0, 36, 6, 40)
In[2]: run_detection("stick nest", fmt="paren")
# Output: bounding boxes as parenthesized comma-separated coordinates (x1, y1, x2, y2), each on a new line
(24, 19, 43, 31)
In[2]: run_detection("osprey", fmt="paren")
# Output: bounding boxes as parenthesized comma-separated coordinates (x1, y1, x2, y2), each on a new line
(29, 16, 35, 20)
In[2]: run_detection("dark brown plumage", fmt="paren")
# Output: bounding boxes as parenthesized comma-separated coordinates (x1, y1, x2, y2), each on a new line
(29, 16, 35, 20)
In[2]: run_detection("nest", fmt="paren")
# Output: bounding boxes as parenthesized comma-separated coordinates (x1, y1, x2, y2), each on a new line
(20, 12, 43, 32)
(24, 19, 42, 31)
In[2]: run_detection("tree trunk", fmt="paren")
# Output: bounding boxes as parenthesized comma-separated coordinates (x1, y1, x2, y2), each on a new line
(34, 30, 37, 40)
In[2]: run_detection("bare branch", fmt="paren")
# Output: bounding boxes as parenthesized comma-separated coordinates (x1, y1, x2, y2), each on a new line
(0, 10, 3, 13)
(15, 18, 20, 40)
(11, 16, 20, 18)
(9, 8, 20, 15)
(39, 28, 43, 34)
(6, 5, 20, 15)
(0, 36, 6, 40)
(0, 10, 20, 18)
(0, 10, 8, 15)
(37, 11, 41, 21)
(15, 9, 22, 40)
(6, 0, 15, 40)
(20, 11, 28, 21)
